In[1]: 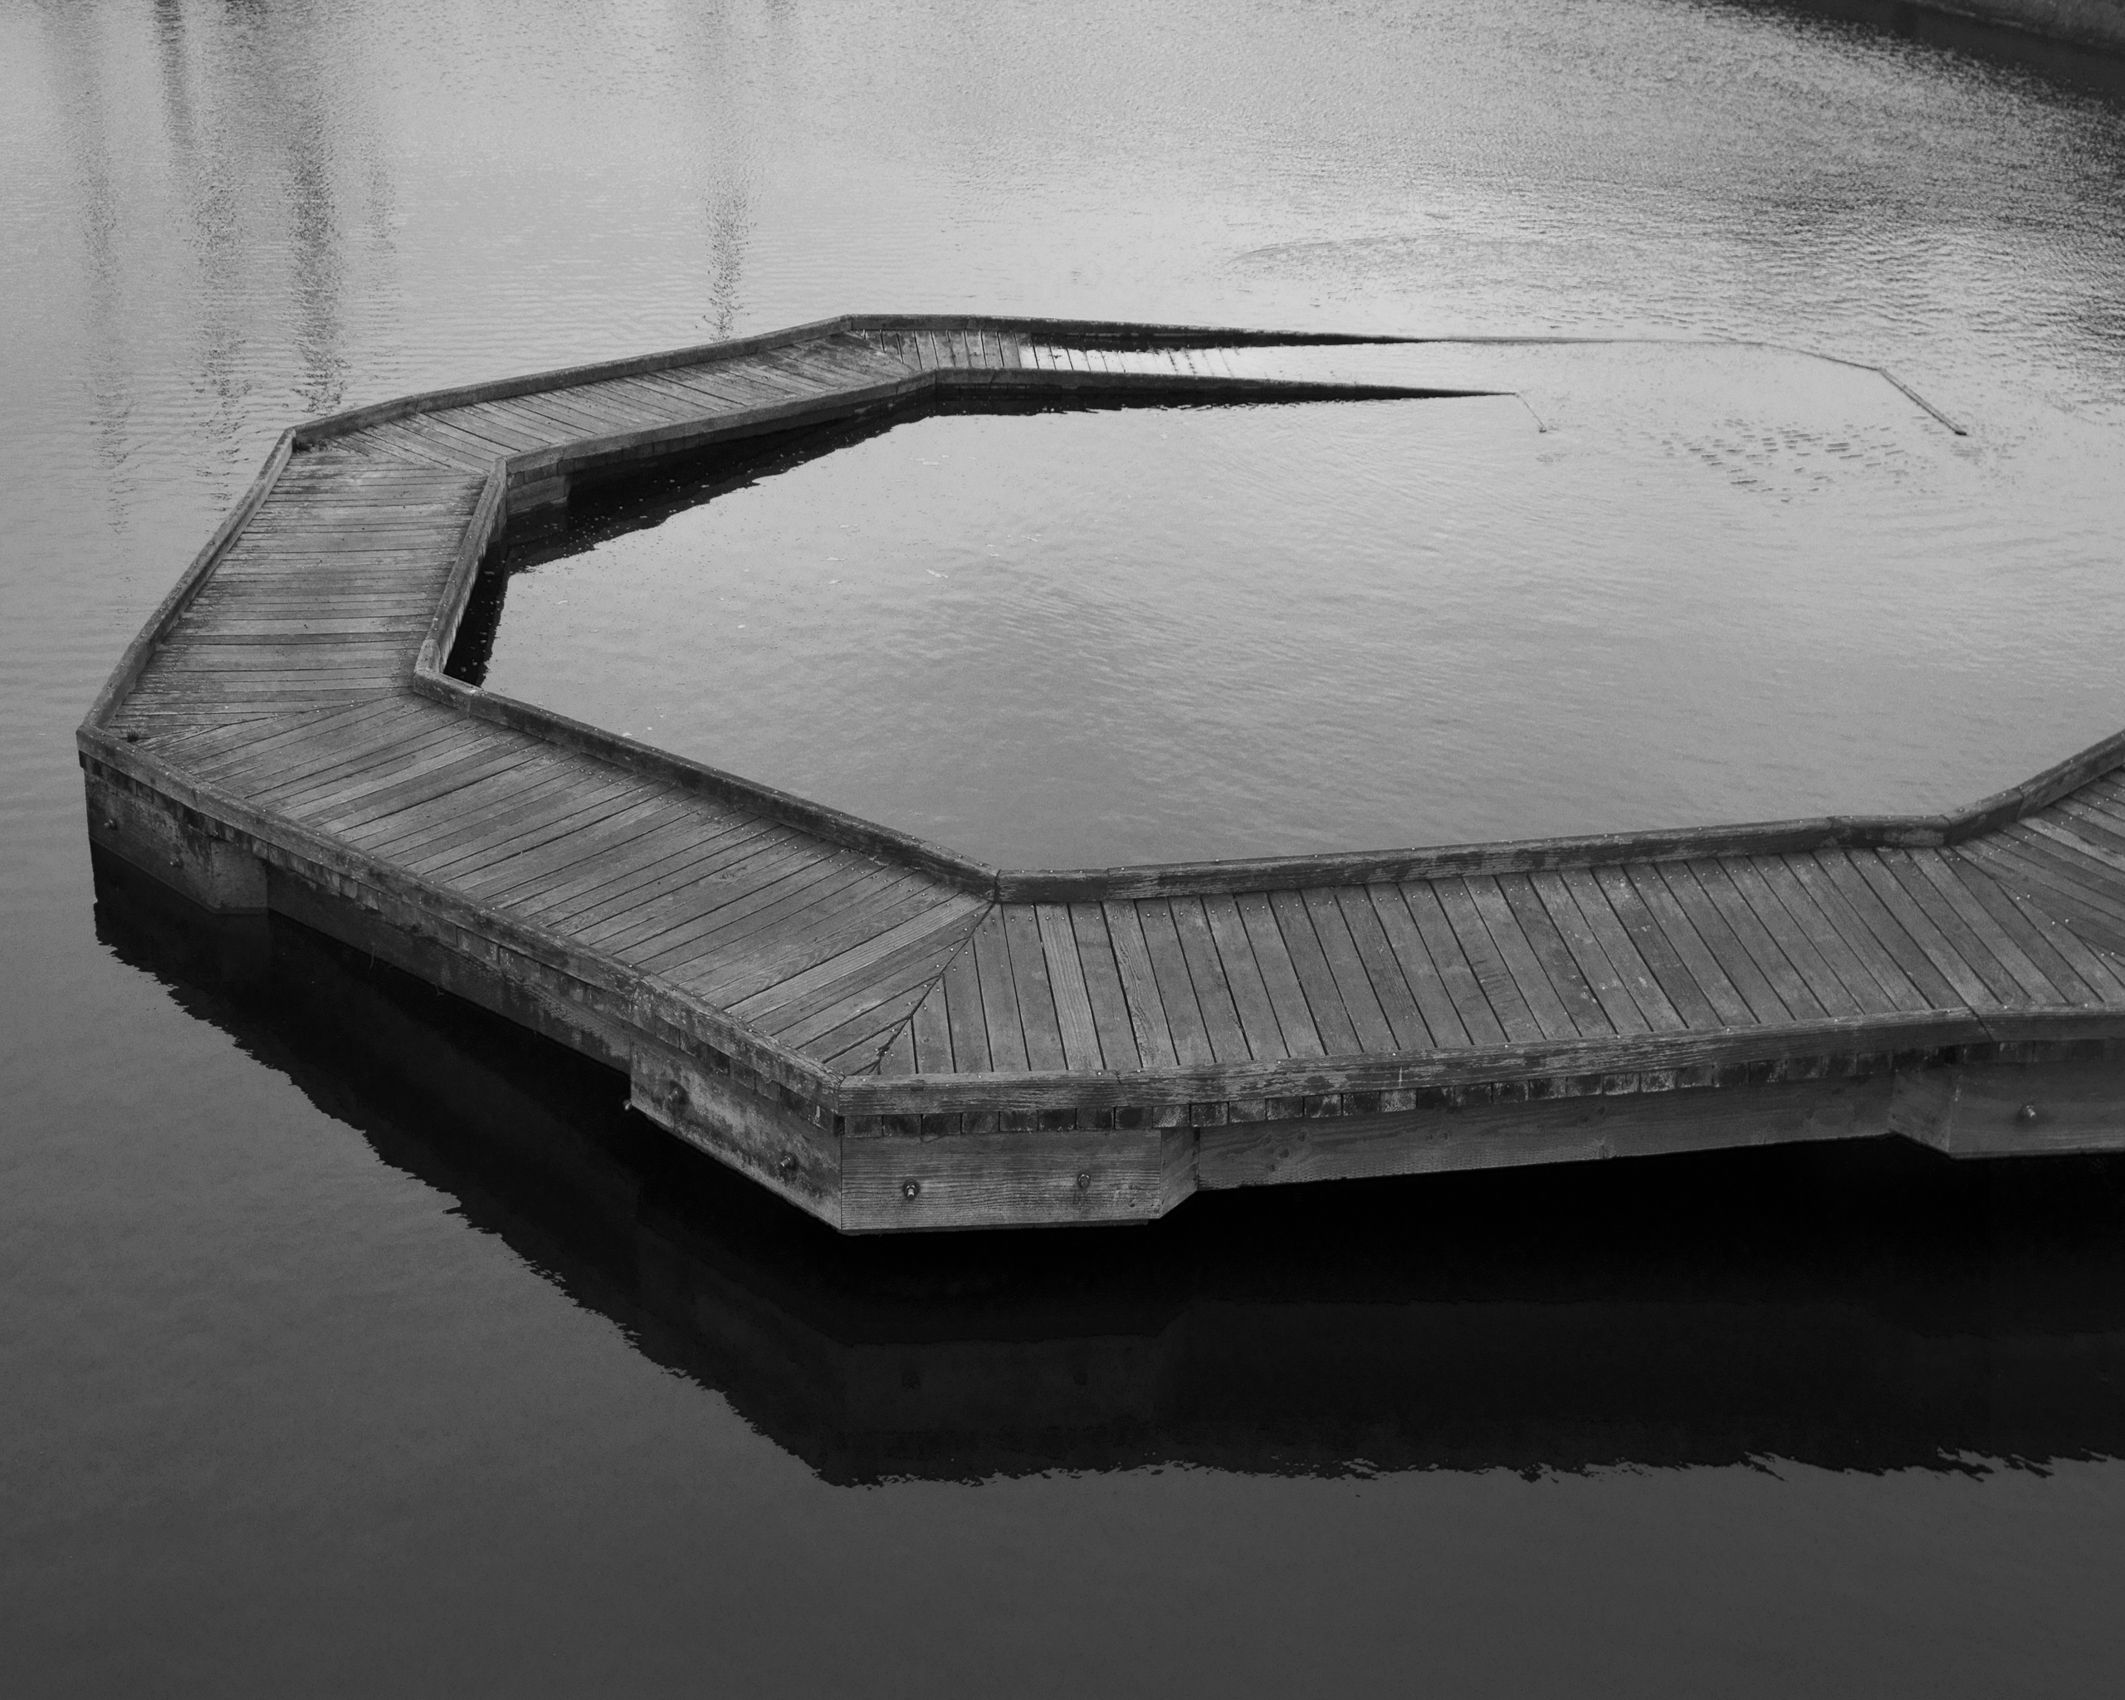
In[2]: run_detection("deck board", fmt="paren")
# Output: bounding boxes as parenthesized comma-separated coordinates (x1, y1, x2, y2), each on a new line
(1871, 850, 2029, 1008)
(1525, 870, 1652, 1037)
(1235, 891, 1330, 1056)
(941, 933, 994, 1075)
(736, 897, 984, 1030)
(1843, 849, 2006, 1010)
(1432, 879, 1545, 1043)
(1035, 905, 1105, 1071)
(2052, 798, 2125, 856)
(1102, 901, 1179, 1068)
(1394, 882, 1507, 1046)
(1889, 848, 2057, 1003)
(1495, 873, 1618, 1037)
(1812, 850, 1963, 1008)
(1951, 850, 2125, 999)
(909, 974, 956, 1075)
(1655, 862, 1792, 1024)
(1743, 863, 1881, 1016)
(1167, 898, 1253, 1064)
(1621, 864, 1758, 1027)
(971, 907, 1030, 1073)
(1268, 887, 1366, 1053)
(330, 747, 558, 848)
(253, 716, 512, 809)
(1363, 883, 1473, 1048)
(1465, 877, 1587, 1039)
(1300, 888, 1402, 1052)
(607, 850, 863, 963)
(1001, 905, 1070, 1073)
(1776, 853, 1928, 1013)
(680, 871, 951, 1004)
(176, 699, 430, 784)
(1691, 860, 1825, 1021)
(1068, 903, 1141, 1071)
(512, 813, 771, 924)
(2022, 816, 2125, 878)
(537, 820, 788, 933)
(1979, 834, 2125, 924)
(426, 775, 661, 883)
(1138, 900, 1217, 1067)
(455, 792, 702, 905)
(1201, 893, 1293, 1060)
(789, 965, 955, 1063)
(1554, 866, 1684, 1032)
(1725, 857, 1872, 1018)
(376, 763, 610, 870)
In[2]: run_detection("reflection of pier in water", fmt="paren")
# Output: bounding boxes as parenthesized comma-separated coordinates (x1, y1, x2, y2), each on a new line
(99, 853, 2125, 1483)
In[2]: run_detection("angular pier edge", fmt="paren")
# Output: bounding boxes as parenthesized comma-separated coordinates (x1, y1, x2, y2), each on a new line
(76, 314, 2125, 1231)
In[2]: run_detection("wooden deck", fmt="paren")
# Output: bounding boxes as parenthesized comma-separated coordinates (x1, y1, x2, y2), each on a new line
(79, 314, 2125, 1230)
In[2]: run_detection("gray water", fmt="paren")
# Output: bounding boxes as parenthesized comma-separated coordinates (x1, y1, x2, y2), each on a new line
(9, 2, 2125, 1694)
(479, 343, 2121, 867)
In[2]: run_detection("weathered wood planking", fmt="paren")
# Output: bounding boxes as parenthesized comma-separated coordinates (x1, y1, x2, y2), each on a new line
(79, 315, 2125, 1232)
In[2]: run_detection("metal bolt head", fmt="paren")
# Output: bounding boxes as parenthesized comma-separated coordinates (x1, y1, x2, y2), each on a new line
(776, 1154, 798, 1178)
(902, 1178, 921, 1199)
(2016, 1102, 2040, 1125)
(1076, 1171, 1092, 1190)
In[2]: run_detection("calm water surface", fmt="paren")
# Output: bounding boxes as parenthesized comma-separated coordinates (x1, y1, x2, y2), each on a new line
(8, 2, 2125, 1694)
(480, 343, 2121, 865)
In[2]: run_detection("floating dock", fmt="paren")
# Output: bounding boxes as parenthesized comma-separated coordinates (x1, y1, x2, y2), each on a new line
(79, 314, 2125, 1231)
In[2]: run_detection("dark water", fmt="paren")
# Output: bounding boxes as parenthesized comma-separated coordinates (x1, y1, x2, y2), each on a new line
(478, 346, 2119, 867)
(10, 2, 2125, 1693)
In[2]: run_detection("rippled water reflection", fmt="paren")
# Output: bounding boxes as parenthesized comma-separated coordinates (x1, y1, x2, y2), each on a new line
(480, 340, 2122, 866)
(9, 2, 2125, 1693)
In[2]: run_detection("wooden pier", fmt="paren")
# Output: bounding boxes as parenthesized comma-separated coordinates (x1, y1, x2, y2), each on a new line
(79, 314, 2125, 1231)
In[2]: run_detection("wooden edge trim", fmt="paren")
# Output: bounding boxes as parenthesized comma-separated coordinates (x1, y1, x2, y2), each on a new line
(1950, 727, 2125, 837)
(408, 671, 1002, 899)
(414, 465, 509, 680)
(842, 314, 1428, 348)
(489, 371, 1464, 493)
(930, 370, 1495, 403)
(993, 815, 1964, 900)
(78, 428, 297, 733)
(77, 729, 840, 1104)
(290, 314, 1432, 444)
(835, 1009, 2125, 1116)
(991, 746, 2125, 896)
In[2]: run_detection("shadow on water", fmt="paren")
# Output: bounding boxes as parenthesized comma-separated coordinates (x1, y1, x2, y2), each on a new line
(95, 851, 2125, 1486)
(447, 405, 917, 685)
